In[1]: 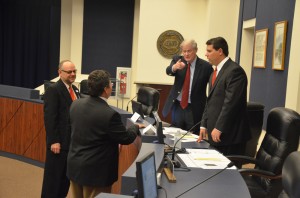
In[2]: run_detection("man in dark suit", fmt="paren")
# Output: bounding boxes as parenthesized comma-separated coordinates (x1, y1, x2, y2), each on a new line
(162, 39, 213, 132)
(197, 37, 250, 155)
(67, 70, 142, 198)
(41, 60, 80, 198)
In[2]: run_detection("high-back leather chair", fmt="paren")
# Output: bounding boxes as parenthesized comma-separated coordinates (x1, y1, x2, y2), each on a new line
(79, 79, 89, 98)
(245, 102, 264, 157)
(44, 80, 55, 92)
(136, 86, 160, 116)
(278, 151, 300, 198)
(228, 107, 300, 198)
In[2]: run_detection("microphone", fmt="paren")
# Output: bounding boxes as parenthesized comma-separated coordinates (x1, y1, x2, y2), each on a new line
(126, 95, 137, 111)
(171, 120, 201, 161)
(175, 161, 235, 198)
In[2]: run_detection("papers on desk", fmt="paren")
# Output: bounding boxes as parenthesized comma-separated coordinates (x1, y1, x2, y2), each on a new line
(177, 149, 236, 169)
(163, 127, 198, 142)
(130, 113, 156, 135)
(169, 134, 198, 142)
(163, 127, 186, 134)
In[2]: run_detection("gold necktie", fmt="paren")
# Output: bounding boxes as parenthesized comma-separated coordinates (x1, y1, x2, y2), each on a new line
(69, 86, 76, 101)
(212, 67, 217, 86)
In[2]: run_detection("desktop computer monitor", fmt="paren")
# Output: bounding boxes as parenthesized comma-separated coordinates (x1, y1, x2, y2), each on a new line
(136, 151, 158, 198)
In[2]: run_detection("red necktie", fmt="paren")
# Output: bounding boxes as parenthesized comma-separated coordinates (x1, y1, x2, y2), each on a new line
(180, 63, 191, 109)
(212, 67, 217, 86)
(69, 86, 76, 101)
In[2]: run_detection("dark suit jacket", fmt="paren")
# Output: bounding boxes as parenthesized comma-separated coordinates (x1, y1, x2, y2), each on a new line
(162, 55, 213, 127)
(201, 58, 250, 146)
(67, 96, 139, 187)
(43, 79, 80, 150)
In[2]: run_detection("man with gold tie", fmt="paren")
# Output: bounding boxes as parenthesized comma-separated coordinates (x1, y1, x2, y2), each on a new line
(41, 60, 80, 198)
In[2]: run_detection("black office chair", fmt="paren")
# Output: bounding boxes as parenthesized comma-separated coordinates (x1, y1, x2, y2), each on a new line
(245, 102, 264, 157)
(40, 80, 55, 100)
(79, 79, 89, 97)
(227, 107, 300, 198)
(135, 86, 160, 116)
(278, 151, 300, 198)
(44, 80, 55, 92)
(130, 86, 160, 125)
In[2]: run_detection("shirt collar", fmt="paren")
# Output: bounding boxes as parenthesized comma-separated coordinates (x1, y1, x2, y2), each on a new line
(62, 80, 72, 90)
(188, 57, 197, 68)
(99, 96, 108, 103)
(216, 57, 229, 71)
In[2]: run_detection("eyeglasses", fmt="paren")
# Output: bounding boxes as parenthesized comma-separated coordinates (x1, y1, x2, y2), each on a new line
(182, 50, 194, 55)
(61, 69, 77, 74)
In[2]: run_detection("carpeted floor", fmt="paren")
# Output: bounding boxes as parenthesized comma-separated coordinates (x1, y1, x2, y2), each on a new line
(0, 156, 73, 198)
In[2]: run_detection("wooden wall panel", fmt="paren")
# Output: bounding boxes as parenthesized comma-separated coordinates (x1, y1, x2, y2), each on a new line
(23, 125, 46, 162)
(0, 97, 46, 162)
(0, 98, 22, 134)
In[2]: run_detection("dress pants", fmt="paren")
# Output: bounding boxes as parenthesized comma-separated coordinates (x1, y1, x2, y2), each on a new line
(214, 143, 246, 156)
(214, 143, 246, 168)
(70, 180, 112, 198)
(41, 149, 70, 198)
(171, 100, 194, 131)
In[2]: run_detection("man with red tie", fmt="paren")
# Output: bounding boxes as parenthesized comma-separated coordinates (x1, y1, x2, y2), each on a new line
(197, 37, 250, 155)
(42, 60, 80, 198)
(162, 39, 212, 132)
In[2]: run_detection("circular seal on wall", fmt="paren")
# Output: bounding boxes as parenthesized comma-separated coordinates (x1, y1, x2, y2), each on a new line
(157, 30, 184, 59)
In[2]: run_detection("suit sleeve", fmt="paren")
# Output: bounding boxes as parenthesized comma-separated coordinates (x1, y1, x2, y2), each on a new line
(166, 55, 182, 76)
(201, 101, 208, 128)
(200, 64, 213, 128)
(107, 112, 138, 145)
(44, 86, 61, 145)
(215, 68, 247, 133)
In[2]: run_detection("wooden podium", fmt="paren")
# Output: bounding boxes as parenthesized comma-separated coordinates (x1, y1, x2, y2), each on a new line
(112, 137, 142, 193)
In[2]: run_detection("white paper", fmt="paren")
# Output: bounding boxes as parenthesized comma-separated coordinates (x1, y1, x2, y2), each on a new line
(141, 124, 156, 135)
(130, 112, 141, 122)
(168, 133, 199, 142)
(177, 149, 236, 169)
(163, 127, 186, 134)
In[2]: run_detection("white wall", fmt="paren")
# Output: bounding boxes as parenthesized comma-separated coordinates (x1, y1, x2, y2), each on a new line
(205, 0, 240, 60)
(60, 0, 84, 74)
(133, 0, 240, 85)
(134, 0, 208, 85)
(286, 0, 300, 112)
(285, 0, 300, 148)
(240, 19, 256, 100)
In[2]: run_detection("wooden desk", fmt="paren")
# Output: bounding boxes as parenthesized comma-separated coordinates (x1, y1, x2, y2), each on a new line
(120, 130, 251, 198)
